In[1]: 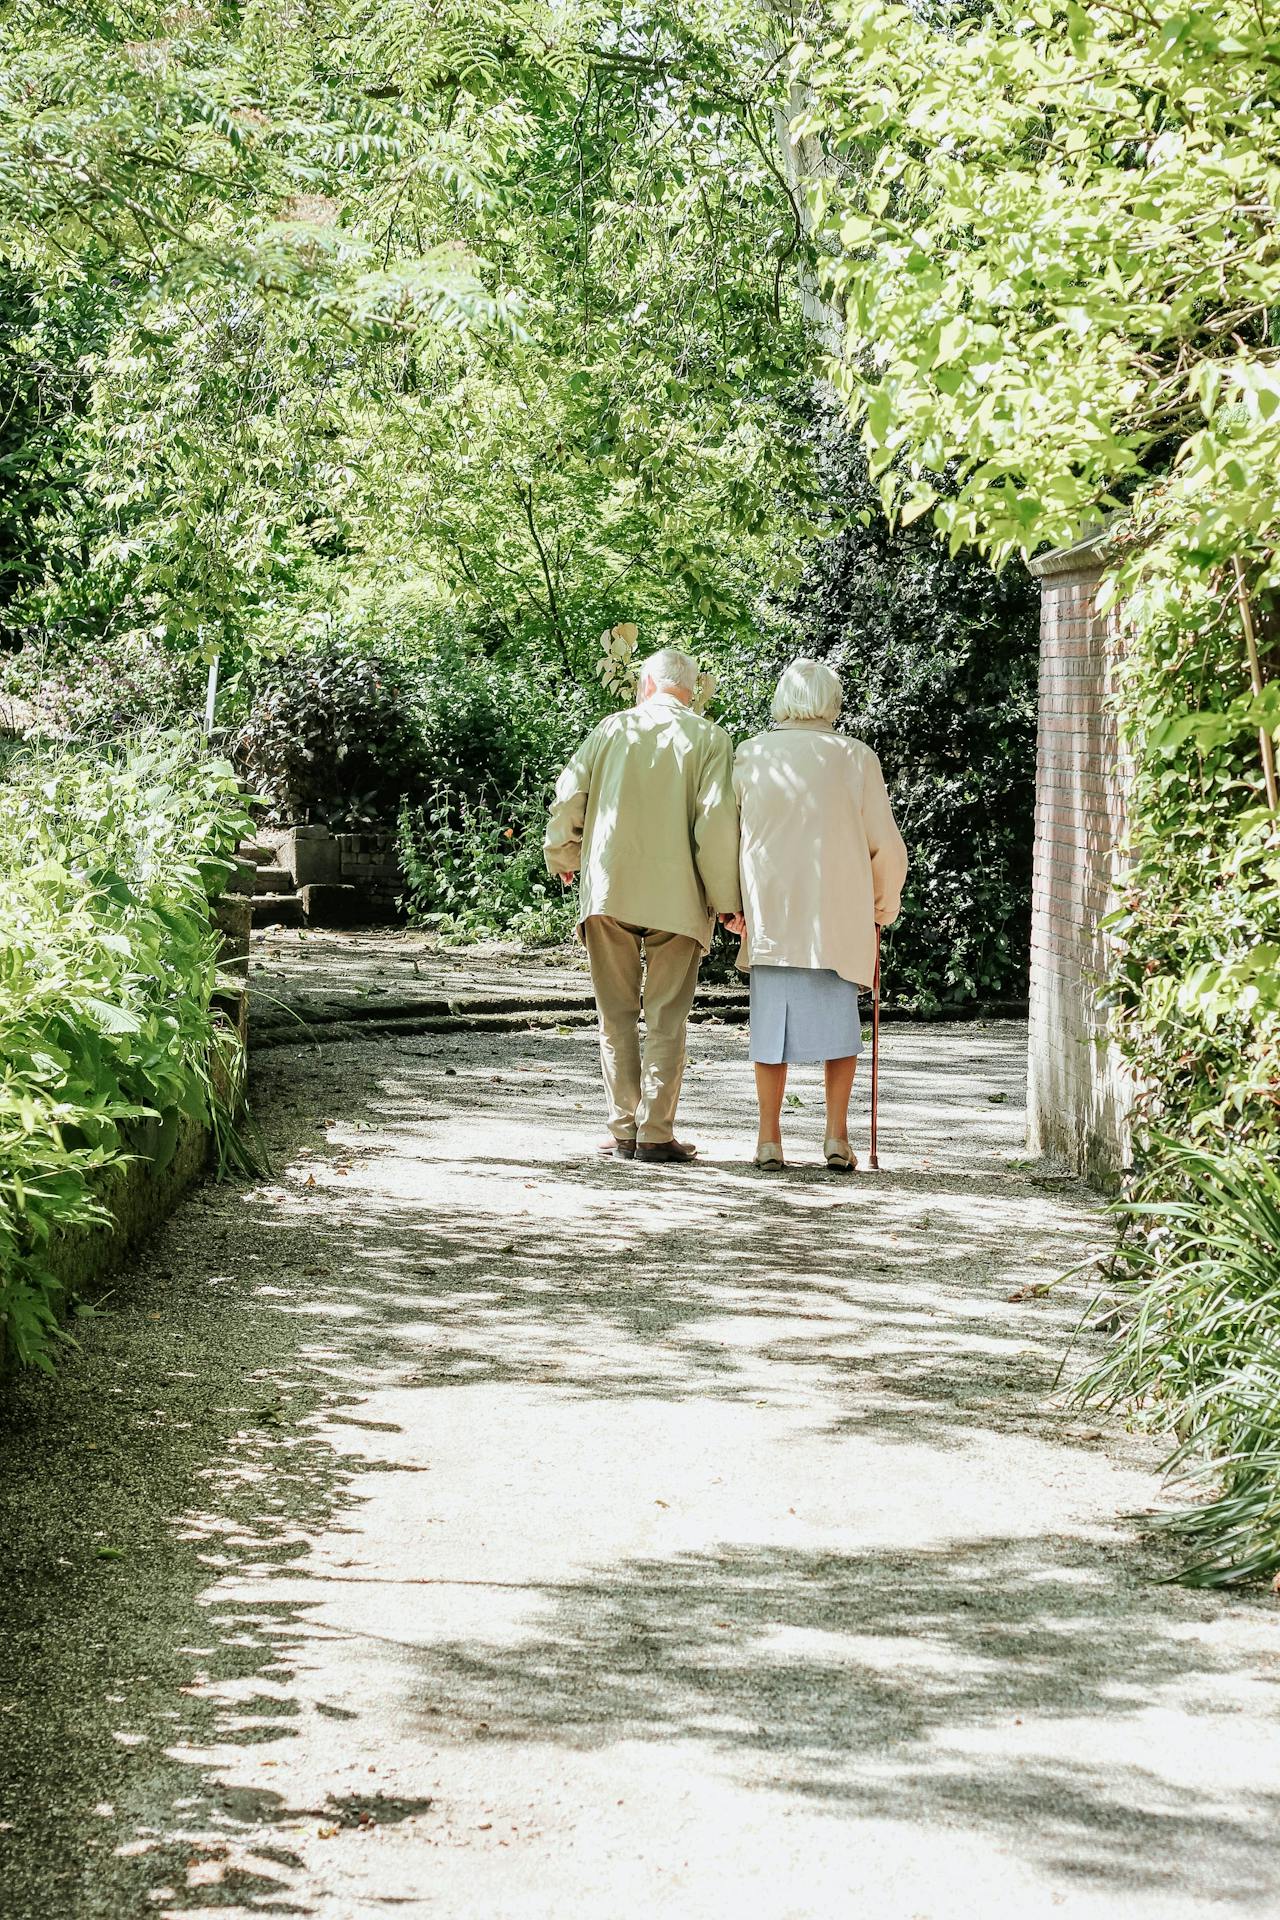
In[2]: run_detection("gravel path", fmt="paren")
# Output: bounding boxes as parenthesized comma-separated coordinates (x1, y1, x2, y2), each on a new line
(2, 954, 1278, 1919)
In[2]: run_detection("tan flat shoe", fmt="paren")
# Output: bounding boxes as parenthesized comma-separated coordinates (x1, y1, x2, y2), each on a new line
(824, 1136, 857, 1173)
(755, 1142, 784, 1171)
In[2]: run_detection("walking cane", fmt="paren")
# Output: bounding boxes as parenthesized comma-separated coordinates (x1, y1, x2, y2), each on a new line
(868, 925, 882, 1172)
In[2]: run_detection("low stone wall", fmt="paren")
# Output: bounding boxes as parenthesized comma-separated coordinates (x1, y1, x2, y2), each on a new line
(1026, 533, 1133, 1185)
(39, 1112, 211, 1305)
(2, 871, 251, 1372)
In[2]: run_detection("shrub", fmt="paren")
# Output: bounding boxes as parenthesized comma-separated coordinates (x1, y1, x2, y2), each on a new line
(232, 628, 593, 831)
(0, 733, 251, 1369)
(1075, 1137, 1280, 1587)
(409, 636, 594, 810)
(790, 423, 1041, 1010)
(2, 631, 207, 740)
(231, 637, 429, 828)
(398, 782, 576, 945)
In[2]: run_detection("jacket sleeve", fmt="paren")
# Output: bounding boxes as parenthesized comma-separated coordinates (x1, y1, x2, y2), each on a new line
(693, 726, 742, 914)
(861, 750, 908, 926)
(544, 731, 596, 877)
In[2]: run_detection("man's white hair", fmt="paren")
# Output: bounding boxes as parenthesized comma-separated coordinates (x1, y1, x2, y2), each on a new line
(771, 657, 842, 725)
(638, 647, 699, 697)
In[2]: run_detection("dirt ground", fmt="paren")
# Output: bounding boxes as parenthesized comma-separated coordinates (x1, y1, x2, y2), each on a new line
(1, 936, 1277, 1919)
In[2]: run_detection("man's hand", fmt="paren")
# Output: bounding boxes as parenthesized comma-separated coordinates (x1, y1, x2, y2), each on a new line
(719, 911, 746, 936)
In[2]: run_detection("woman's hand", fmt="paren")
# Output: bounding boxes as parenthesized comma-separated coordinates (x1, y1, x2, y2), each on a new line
(719, 911, 746, 937)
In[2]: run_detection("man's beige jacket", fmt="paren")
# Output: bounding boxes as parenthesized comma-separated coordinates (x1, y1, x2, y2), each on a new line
(544, 693, 742, 949)
(733, 721, 908, 989)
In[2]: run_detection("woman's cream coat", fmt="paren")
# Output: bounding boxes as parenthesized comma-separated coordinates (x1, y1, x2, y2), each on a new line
(733, 721, 908, 989)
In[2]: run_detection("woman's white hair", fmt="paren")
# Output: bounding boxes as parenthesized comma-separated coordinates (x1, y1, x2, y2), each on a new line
(771, 657, 842, 725)
(639, 647, 699, 697)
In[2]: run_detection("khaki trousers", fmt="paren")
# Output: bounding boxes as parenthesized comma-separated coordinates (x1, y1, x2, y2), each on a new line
(582, 916, 702, 1145)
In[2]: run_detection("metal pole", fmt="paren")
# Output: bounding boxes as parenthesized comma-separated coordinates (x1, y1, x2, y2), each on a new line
(868, 924, 881, 1171)
(203, 652, 220, 740)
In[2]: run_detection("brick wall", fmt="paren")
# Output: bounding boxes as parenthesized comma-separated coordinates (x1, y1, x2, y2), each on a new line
(1026, 533, 1132, 1184)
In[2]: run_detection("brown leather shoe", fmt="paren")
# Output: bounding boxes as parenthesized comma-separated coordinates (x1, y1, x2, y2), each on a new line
(635, 1139, 698, 1164)
(599, 1137, 636, 1159)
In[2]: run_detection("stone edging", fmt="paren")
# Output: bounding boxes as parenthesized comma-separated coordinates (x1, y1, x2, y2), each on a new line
(249, 992, 1030, 1050)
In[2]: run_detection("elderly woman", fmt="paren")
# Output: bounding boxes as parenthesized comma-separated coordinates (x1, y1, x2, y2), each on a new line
(730, 658, 908, 1171)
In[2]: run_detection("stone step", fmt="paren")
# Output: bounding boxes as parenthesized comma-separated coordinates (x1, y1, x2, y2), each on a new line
(253, 863, 293, 895)
(252, 893, 305, 930)
(299, 882, 363, 927)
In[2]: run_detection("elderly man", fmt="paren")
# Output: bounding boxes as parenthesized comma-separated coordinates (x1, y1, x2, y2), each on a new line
(545, 647, 741, 1163)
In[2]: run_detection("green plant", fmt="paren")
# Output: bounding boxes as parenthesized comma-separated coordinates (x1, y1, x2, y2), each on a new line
(1075, 1137, 1280, 1588)
(398, 783, 576, 945)
(0, 732, 252, 1369)
(232, 637, 432, 828)
(795, 0, 1280, 1575)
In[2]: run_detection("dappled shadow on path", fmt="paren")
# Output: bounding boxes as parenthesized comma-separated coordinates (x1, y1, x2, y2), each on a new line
(2, 1022, 1276, 1915)
(368, 1533, 1280, 1897)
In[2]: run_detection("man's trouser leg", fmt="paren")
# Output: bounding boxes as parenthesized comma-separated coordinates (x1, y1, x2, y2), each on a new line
(636, 927, 702, 1145)
(583, 916, 643, 1142)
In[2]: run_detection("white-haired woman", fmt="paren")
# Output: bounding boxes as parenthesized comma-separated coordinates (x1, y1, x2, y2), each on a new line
(727, 658, 908, 1171)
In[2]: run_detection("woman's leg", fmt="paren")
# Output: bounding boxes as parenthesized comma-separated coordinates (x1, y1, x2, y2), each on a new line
(823, 1054, 858, 1145)
(754, 1062, 788, 1150)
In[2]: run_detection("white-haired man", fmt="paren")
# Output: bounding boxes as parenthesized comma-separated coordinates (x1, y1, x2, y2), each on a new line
(545, 647, 741, 1163)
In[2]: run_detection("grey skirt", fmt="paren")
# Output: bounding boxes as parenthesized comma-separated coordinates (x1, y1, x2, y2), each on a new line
(748, 964, 864, 1065)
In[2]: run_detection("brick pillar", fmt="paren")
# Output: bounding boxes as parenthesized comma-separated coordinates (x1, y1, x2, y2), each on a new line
(1026, 534, 1132, 1184)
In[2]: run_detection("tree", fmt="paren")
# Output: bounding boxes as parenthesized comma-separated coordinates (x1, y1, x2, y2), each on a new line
(792, 0, 1280, 571)
(794, 0, 1280, 1582)
(0, 2, 827, 712)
